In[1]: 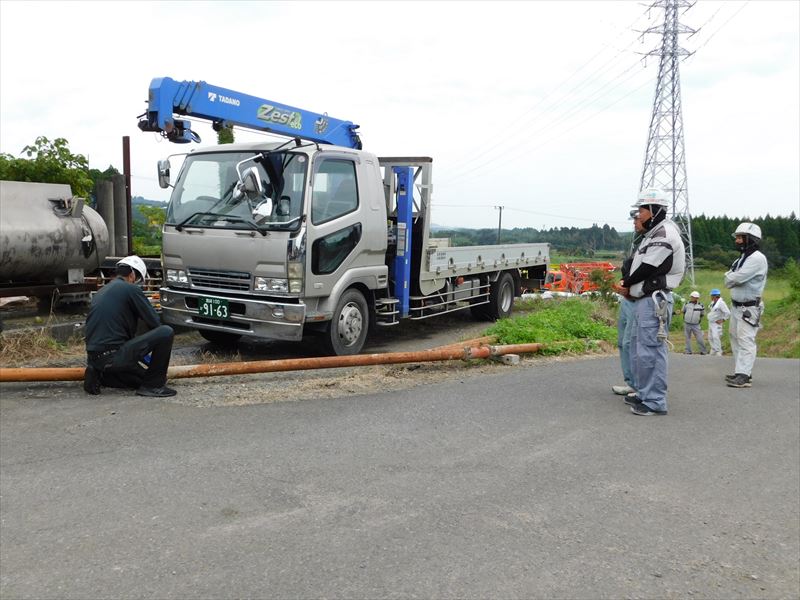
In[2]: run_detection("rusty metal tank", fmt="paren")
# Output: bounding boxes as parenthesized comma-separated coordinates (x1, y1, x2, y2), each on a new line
(0, 181, 110, 284)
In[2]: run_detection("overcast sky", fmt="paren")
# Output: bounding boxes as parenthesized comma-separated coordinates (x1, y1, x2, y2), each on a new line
(1, 1, 797, 230)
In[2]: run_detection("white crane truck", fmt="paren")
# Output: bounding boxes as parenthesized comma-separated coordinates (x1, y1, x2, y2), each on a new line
(138, 77, 549, 355)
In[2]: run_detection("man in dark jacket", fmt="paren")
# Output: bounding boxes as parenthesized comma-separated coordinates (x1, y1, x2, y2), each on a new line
(84, 256, 176, 397)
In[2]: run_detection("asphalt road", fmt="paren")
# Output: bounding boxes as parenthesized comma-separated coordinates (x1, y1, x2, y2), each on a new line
(1, 354, 798, 599)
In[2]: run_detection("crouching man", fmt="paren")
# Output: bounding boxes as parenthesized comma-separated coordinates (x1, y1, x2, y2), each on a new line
(84, 256, 176, 397)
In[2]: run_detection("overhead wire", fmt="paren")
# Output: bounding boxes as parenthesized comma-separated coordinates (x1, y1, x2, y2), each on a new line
(441, 5, 654, 171)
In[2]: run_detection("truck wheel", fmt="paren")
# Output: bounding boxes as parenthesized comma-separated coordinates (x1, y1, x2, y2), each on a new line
(472, 272, 514, 321)
(323, 288, 369, 356)
(199, 329, 242, 346)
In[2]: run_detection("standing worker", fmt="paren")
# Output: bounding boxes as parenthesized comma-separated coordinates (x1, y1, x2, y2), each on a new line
(616, 188, 685, 416)
(724, 223, 768, 388)
(612, 209, 645, 396)
(84, 256, 177, 397)
(706, 288, 730, 356)
(682, 291, 707, 355)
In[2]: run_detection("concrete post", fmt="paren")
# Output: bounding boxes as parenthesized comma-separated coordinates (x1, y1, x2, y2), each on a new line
(95, 180, 114, 254)
(112, 174, 128, 256)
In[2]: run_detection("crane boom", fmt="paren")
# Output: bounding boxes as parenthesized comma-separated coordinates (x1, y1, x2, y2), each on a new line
(137, 77, 362, 149)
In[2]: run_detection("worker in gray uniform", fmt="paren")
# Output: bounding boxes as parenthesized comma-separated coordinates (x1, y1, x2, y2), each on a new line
(84, 256, 177, 397)
(682, 291, 707, 354)
(724, 223, 768, 388)
(616, 188, 685, 416)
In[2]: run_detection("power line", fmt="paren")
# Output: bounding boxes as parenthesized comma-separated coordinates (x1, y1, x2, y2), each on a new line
(441, 5, 653, 170)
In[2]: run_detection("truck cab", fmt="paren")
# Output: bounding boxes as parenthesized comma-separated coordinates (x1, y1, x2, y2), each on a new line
(159, 142, 389, 354)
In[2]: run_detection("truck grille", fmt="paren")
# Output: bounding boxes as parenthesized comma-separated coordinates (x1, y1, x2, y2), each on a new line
(188, 268, 251, 292)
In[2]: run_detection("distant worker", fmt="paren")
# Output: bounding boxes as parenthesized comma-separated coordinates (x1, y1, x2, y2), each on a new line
(682, 291, 707, 355)
(616, 188, 685, 416)
(612, 209, 645, 397)
(706, 288, 730, 356)
(724, 223, 768, 388)
(83, 256, 177, 397)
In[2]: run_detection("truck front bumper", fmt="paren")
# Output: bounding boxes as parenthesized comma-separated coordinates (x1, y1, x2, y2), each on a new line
(159, 288, 305, 341)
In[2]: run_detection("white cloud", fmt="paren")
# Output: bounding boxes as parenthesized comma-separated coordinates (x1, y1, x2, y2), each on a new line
(1, 0, 797, 230)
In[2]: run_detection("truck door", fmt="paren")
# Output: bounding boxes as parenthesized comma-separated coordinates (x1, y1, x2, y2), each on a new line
(306, 154, 363, 297)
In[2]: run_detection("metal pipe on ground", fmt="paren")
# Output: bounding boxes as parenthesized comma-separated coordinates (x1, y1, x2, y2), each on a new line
(0, 343, 545, 383)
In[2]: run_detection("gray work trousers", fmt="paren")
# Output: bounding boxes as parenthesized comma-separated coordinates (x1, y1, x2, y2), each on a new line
(617, 298, 637, 389)
(631, 292, 674, 413)
(683, 322, 707, 354)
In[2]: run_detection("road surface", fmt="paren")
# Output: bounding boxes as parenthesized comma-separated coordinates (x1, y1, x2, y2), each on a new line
(1, 354, 798, 599)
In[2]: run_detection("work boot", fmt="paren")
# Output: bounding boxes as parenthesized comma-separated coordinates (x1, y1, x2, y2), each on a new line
(630, 401, 668, 416)
(624, 395, 642, 407)
(611, 384, 635, 396)
(725, 373, 752, 382)
(83, 365, 101, 395)
(726, 373, 752, 388)
(136, 385, 177, 398)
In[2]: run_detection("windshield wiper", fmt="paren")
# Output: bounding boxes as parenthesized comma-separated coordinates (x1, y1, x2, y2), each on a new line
(174, 212, 267, 236)
(216, 216, 268, 236)
(174, 211, 217, 231)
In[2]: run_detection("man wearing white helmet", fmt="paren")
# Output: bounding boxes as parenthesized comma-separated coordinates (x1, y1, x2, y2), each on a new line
(681, 291, 707, 355)
(616, 188, 685, 416)
(706, 288, 730, 356)
(83, 255, 176, 397)
(724, 223, 768, 388)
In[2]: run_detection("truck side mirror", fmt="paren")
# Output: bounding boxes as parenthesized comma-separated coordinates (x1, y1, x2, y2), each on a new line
(239, 166, 264, 201)
(157, 159, 171, 189)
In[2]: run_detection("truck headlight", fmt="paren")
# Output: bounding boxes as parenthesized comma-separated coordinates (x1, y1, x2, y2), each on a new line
(254, 277, 288, 293)
(166, 269, 189, 286)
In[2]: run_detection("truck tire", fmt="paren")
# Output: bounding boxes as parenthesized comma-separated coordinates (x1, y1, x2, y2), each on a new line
(472, 272, 514, 321)
(199, 329, 242, 346)
(323, 288, 369, 356)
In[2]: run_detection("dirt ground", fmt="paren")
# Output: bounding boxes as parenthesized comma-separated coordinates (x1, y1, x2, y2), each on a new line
(1, 305, 614, 406)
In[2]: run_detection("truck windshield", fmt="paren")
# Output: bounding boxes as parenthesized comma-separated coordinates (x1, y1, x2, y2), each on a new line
(166, 151, 306, 231)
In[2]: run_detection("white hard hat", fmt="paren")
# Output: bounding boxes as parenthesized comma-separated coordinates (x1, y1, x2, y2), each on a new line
(732, 222, 762, 241)
(633, 188, 670, 208)
(116, 255, 148, 282)
(690, 291, 700, 298)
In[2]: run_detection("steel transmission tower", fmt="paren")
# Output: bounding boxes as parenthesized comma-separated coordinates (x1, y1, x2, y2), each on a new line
(639, 0, 696, 283)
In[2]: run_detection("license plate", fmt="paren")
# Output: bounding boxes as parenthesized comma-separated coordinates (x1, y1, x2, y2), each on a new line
(198, 297, 230, 319)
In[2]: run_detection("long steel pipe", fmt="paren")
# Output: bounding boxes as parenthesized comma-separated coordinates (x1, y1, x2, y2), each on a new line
(0, 343, 543, 383)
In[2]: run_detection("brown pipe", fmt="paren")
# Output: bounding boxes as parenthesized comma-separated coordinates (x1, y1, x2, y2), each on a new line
(0, 343, 544, 383)
(429, 335, 497, 351)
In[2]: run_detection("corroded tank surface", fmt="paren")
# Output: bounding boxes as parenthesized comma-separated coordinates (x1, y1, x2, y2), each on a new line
(0, 181, 110, 283)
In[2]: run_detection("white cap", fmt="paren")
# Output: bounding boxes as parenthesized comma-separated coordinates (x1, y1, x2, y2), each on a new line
(116, 255, 148, 283)
(632, 188, 669, 208)
(690, 291, 700, 298)
(733, 222, 762, 240)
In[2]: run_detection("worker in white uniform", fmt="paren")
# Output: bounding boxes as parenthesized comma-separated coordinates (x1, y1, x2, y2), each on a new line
(706, 288, 730, 356)
(616, 188, 685, 416)
(724, 223, 768, 388)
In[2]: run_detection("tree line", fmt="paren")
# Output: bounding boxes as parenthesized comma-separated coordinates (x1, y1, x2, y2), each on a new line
(435, 213, 799, 268)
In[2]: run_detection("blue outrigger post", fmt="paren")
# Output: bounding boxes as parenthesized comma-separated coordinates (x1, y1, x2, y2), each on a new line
(392, 167, 414, 318)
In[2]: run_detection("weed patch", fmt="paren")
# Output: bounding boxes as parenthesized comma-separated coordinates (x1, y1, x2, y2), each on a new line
(486, 298, 617, 355)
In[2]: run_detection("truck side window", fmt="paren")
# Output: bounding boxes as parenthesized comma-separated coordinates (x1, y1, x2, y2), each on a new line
(312, 224, 363, 275)
(311, 160, 358, 224)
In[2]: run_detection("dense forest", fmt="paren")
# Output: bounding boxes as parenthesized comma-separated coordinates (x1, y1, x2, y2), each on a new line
(434, 213, 800, 268)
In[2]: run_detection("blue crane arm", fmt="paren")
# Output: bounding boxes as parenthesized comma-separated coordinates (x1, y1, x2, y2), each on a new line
(137, 77, 362, 149)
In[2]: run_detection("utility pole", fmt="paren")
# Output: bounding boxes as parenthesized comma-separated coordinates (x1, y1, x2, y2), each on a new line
(639, 0, 696, 284)
(495, 205, 504, 244)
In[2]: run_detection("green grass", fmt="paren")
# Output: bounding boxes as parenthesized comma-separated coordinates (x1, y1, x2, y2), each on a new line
(486, 298, 617, 355)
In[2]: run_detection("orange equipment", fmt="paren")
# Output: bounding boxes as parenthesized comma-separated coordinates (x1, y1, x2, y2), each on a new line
(543, 262, 617, 294)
